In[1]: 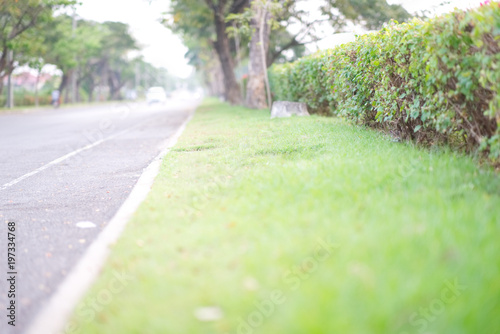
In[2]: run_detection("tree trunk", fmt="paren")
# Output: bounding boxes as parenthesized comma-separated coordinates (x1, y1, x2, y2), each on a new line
(88, 78, 95, 103)
(0, 46, 8, 83)
(64, 86, 70, 104)
(59, 73, 69, 103)
(76, 77, 81, 103)
(245, 4, 271, 109)
(206, 51, 225, 98)
(101, 64, 109, 101)
(35, 70, 40, 107)
(108, 71, 124, 100)
(0, 52, 11, 94)
(212, 6, 242, 105)
(0, 76, 4, 96)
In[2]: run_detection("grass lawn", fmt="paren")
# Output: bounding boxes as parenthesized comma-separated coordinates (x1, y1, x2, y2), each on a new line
(70, 98, 500, 334)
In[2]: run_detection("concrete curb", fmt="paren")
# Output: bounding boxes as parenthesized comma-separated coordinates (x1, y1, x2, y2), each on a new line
(24, 111, 195, 334)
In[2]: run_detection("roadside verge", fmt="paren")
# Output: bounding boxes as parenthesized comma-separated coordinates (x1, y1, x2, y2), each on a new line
(67, 98, 500, 333)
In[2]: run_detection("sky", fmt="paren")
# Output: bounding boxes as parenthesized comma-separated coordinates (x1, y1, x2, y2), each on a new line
(76, 0, 192, 78)
(390, 0, 483, 14)
(75, 0, 485, 78)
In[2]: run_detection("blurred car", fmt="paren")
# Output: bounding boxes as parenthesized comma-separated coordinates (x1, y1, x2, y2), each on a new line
(146, 87, 167, 104)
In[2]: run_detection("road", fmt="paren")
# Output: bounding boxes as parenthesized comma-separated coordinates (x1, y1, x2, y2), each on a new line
(0, 99, 196, 334)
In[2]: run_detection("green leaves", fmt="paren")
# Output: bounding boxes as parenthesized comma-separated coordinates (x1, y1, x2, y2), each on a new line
(270, 4, 500, 161)
(0, 0, 76, 76)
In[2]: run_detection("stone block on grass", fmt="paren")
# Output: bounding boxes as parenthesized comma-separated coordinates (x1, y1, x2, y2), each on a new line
(271, 101, 310, 119)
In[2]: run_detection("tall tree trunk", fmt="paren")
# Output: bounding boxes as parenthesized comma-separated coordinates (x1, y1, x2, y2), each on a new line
(64, 86, 70, 104)
(246, 3, 271, 109)
(108, 71, 124, 100)
(0, 46, 8, 83)
(35, 69, 40, 107)
(59, 73, 69, 102)
(212, 6, 242, 105)
(0, 76, 4, 96)
(76, 77, 81, 103)
(0, 54, 15, 96)
(88, 78, 95, 103)
(101, 63, 109, 101)
(206, 51, 225, 97)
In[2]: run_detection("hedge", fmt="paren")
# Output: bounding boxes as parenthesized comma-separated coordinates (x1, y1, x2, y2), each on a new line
(269, 2, 500, 160)
(0, 93, 52, 108)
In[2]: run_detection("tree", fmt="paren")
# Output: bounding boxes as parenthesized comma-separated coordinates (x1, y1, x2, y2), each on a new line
(167, 10, 226, 97)
(204, 0, 249, 104)
(73, 21, 108, 102)
(40, 14, 79, 98)
(0, 0, 75, 94)
(244, 0, 273, 109)
(41, 17, 138, 101)
(101, 22, 138, 100)
(168, 0, 250, 104)
(188, 37, 226, 97)
(167, 0, 411, 107)
(242, 0, 411, 108)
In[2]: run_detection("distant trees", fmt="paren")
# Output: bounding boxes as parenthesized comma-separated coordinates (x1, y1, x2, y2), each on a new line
(167, 0, 411, 108)
(39, 16, 141, 101)
(0, 0, 76, 94)
(2, 3, 171, 104)
(168, 0, 249, 105)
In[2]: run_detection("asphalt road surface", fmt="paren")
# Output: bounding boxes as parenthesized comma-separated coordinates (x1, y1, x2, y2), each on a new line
(0, 99, 197, 334)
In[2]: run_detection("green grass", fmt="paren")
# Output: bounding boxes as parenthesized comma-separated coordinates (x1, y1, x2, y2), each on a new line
(70, 98, 500, 334)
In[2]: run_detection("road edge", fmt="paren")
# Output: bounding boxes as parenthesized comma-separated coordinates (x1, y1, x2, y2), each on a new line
(24, 110, 195, 334)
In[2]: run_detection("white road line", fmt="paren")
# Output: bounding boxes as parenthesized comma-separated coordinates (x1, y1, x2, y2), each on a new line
(0, 121, 145, 192)
(24, 111, 194, 334)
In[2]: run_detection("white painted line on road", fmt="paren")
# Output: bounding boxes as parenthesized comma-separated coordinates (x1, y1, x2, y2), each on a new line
(0, 120, 148, 192)
(75, 221, 96, 229)
(24, 111, 194, 334)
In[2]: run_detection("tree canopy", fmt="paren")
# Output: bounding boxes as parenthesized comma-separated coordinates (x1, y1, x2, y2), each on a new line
(167, 0, 411, 106)
(0, 0, 76, 77)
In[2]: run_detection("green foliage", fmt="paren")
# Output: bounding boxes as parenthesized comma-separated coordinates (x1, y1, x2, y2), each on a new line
(166, 0, 215, 41)
(42, 15, 79, 70)
(39, 15, 140, 100)
(0, 0, 76, 76)
(270, 3, 500, 161)
(0, 1, 167, 103)
(0, 89, 52, 107)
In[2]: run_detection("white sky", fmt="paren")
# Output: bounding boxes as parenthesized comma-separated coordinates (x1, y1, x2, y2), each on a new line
(75, 0, 485, 78)
(307, 0, 485, 50)
(390, 0, 483, 14)
(76, 0, 193, 78)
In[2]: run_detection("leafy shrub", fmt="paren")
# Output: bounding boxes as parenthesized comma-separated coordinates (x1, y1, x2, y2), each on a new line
(0, 91, 52, 107)
(269, 2, 500, 160)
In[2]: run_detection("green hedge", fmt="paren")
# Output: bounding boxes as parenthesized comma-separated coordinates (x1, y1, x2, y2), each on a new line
(0, 91, 52, 108)
(269, 2, 500, 160)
